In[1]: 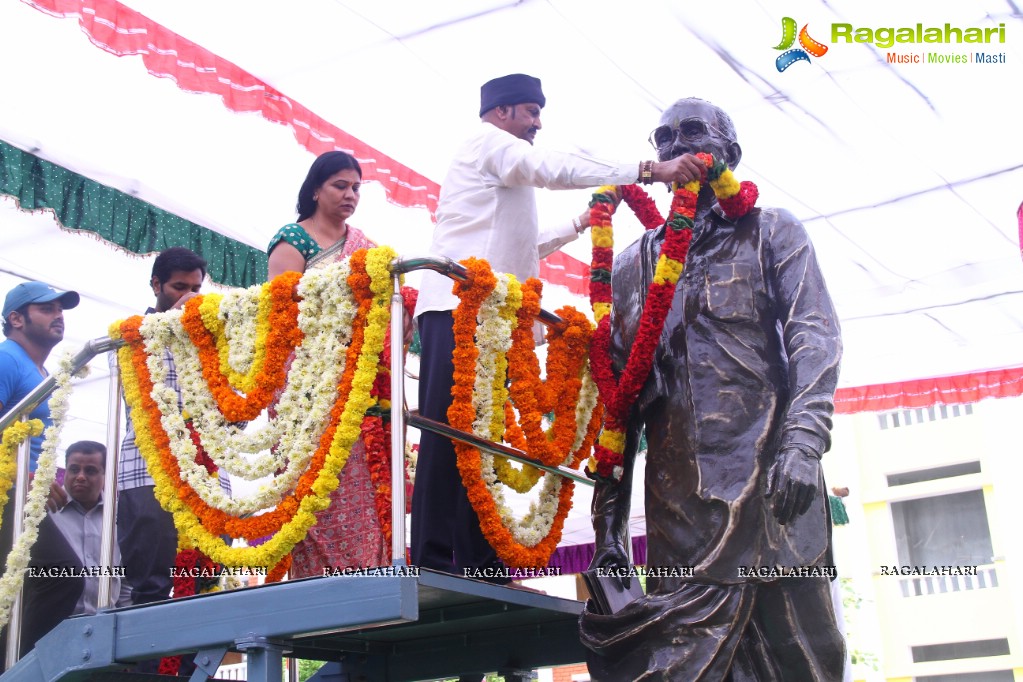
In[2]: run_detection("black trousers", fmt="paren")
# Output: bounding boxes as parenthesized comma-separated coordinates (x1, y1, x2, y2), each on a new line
(117, 485, 196, 675)
(117, 485, 177, 606)
(410, 312, 504, 578)
(20, 515, 83, 656)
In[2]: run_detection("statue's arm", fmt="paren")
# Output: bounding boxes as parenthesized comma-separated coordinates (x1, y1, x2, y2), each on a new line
(763, 209, 843, 523)
(765, 208, 842, 456)
(589, 415, 640, 577)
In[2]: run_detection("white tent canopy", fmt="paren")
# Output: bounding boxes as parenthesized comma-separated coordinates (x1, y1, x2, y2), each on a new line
(1, 0, 1021, 548)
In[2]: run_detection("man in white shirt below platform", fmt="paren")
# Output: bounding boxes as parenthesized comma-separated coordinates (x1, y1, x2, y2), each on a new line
(412, 73, 705, 582)
(22, 441, 131, 655)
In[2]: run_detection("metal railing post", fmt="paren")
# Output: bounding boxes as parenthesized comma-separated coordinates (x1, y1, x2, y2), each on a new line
(389, 272, 407, 566)
(97, 356, 123, 608)
(4, 424, 32, 667)
(0, 337, 121, 668)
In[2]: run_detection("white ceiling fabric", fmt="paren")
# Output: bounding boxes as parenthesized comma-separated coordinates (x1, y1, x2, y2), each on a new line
(1, 0, 1021, 548)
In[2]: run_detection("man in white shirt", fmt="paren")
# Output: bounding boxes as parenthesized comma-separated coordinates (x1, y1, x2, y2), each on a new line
(412, 73, 704, 580)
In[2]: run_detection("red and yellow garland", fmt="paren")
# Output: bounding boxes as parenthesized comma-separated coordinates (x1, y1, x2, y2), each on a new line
(587, 153, 758, 481)
(159, 547, 226, 674)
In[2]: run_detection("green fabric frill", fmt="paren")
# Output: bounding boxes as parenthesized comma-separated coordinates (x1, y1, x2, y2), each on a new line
(1, 139, 267, 288)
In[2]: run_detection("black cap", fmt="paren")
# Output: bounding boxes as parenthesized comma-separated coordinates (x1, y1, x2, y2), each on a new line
(479, 74, 546, 117)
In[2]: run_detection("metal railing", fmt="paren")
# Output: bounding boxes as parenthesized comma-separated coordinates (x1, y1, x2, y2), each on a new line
(897, 564, 999, 598)
(1, 255, 591, 667)
(1, 337, 122, 667)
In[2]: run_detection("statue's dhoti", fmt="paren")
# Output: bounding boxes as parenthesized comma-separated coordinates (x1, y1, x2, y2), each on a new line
(580, 577, 845, 681)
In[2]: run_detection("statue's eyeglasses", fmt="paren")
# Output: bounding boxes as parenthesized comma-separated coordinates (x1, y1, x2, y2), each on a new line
(648, 117, 724, 149)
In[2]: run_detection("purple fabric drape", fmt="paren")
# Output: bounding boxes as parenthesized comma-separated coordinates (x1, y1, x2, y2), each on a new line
(546, 535, 647, 574)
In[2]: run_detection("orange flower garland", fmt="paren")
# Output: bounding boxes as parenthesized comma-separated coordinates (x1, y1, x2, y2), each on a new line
(114, 249, 387, 551)
(503, 280, 591, 467)
(448, 258, 601, 568)
(266, 554, 292, 583)
(119, 317, 320, 539)
(180, 270, 303, 422)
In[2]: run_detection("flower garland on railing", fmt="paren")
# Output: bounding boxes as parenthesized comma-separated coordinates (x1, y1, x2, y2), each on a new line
(473, 274, 517, 448)
(158, 546, 224, 675)
(358, 284, 418, 548)
(506, 279, 602, 468)
(586, 153, 758, 482)
(0, 421, 43, 529)
(111, 247, 398, 569)
(177, 260, 358, 489)
(123, 258, 359, 522)
(0, 351, 82, 627)
(496, 403, 541, 493)
(180, 271, 303, 422)
(448, 259, 601, 568)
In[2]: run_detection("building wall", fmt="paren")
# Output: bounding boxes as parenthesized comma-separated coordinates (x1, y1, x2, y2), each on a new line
(550, 662, 590, 682)
(824, 396, 1023, 681)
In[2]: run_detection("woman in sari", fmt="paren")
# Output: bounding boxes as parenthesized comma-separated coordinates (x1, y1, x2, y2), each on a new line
(267, 151, 387, 576)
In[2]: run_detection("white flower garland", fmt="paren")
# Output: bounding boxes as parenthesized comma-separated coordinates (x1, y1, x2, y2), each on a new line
(0, 351, 82, 627)
(219, 285, 263, 377)
(139, 260, 359, 516)
(572, 364, 600, 453)
(176, 261, 356, 476)
(470, 274, 566, 548)
(472, 276, 512, 437)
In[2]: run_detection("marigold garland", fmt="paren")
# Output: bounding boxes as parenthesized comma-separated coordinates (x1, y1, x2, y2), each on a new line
(361, 413, 394, 545)
(112, 247, 397, 569)
(180, 270, 303, 422)
(197, 286, 271, 394)
(0, 420, 44, 531)
(266, 554, 292, 583)
(0, 352, 81, 627)
(586, 154, 758, 481)
(176, 260, 358, 497)
(448, 259, 602, 568)
(503, 280, 594, 468)
(476, 276, 530, 491)
(494, 402, 544, 493)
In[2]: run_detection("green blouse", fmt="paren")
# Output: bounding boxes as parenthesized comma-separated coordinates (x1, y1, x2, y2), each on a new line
(267, 223, 321, 260)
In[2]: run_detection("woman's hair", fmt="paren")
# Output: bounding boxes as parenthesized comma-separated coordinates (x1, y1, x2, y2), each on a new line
(296, 152, 363, 221)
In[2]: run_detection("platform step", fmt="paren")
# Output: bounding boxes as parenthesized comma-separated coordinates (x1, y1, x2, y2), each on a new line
(86, 674, 240, 682)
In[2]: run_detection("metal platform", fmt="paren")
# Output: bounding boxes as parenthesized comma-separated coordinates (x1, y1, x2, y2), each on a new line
(2, 570, 586, 682)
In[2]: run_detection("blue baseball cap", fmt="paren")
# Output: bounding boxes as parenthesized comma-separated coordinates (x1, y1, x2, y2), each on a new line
(3, 282, 81, 320)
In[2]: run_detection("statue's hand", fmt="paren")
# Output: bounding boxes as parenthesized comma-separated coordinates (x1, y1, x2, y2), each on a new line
(589, 543, 633, 589)
(765, 448, 819, 525)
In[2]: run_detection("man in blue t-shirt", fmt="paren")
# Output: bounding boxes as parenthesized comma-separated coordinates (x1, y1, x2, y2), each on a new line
(0, 281, 80, 470)
(0, 280, 79, 666)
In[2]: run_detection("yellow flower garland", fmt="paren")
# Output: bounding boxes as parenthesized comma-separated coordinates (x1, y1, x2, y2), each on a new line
(111, 246, 398, 568)
(0, 420, 44, 529)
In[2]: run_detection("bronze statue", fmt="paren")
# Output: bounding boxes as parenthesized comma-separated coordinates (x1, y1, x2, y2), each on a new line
(580, 98, 846, 680)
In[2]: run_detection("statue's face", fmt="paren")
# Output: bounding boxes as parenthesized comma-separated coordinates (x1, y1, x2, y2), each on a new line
(651, 100, 738, 167)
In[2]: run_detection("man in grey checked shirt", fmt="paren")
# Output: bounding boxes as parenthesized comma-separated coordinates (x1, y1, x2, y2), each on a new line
(114, 248, 232, 620)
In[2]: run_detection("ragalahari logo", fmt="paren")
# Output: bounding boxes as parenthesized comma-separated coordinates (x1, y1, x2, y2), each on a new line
(773, 17, 829, 71)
